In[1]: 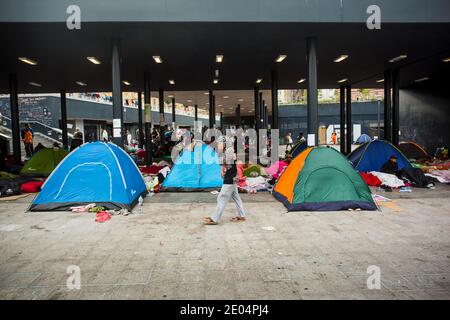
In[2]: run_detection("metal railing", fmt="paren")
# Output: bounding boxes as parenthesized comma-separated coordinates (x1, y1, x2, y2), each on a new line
(0, 114, 73, 145)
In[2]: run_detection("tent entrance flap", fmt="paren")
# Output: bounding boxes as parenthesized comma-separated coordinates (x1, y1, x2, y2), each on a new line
(295, 168, 362, 205)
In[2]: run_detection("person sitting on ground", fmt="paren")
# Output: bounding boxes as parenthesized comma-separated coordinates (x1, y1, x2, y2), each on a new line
(34, 143, 45, 153)
(204, 152, 247, 225)
(380, 155, 399, 175)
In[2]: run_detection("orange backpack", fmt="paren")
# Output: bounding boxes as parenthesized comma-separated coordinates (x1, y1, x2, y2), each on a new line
(23, 130, 33, 143)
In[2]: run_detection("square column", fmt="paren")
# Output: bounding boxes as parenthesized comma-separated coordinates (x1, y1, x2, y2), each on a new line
(346, 84, 352, 154)
(384, 70, 392, 142)
(60, 89, 68, 149)
(339, 85, 346, 154)
(143, 72, 153, 166)
(158, 87, 165, 146)
(137, 91, 144, 149)
(171, 97, 176, 128)
(271, 70, 279, 129)
(111, 38, 124, 147)
(392, 69, 400, 146)
(307, 37, 319, 145)
(9, 73, 21, 165)
(208, 90, 214, 128)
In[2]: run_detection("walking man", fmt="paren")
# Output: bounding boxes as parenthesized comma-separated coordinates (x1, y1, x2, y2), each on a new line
(21, 123, 34, 159)
(204, 152, 247, 225)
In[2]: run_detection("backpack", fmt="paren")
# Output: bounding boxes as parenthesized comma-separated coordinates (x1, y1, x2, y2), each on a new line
(24, 130, 33, 143)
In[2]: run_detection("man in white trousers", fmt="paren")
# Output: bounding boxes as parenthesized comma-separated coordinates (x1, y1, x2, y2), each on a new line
(203, 152, 247, 225)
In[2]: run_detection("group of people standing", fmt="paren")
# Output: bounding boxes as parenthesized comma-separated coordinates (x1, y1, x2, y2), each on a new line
(285, 132, 306, 152)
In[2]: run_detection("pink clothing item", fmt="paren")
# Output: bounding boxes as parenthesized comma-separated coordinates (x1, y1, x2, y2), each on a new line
(266, 161, 289, 179)
(95, 211, 111, 223)
(237, 163, 247, 187)
(70, 203, 96, 213)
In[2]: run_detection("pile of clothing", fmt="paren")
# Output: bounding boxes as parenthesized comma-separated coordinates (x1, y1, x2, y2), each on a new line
(417, 159, 450, 184)
(139, 161, 171, 192)
(70, 203, 131, 223)
(237, 163, 271, 193)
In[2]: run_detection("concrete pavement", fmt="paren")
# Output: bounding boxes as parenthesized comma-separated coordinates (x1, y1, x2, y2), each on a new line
(0, 185, 449, 299)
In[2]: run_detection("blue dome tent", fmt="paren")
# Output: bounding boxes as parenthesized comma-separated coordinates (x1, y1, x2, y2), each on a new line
(348, 140, 412, 172)
(355, 134, 372, 145)
(162, 142, 223, 191)
(289, 141, 308, 158)
(29, 142, 147, 211)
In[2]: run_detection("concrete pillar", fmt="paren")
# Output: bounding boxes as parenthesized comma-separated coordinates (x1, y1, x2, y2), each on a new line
(254, 87, 260, 157)
(208, 90, 214, 128)
(254, 87, 260, 131)
(271, 70, 279, 129)
(392, 69, 400, 146)
(259, 92, 263, 129)
(307, 37, 318, 145)
(9, 73, 20, 165)
(346, 84, 352, 154)
(236, 104, 241, 127)
(137, 91, 144, 149)
(144, 72, 153, 166)
(212, 95, 216, 128)
(339, 85, 346, 154)
(384, 70, 392, 142)
(111, 38, 124, 147)
(158, 87, 165, 146)
(171, 97, 176, 128)
(60, 89, 68, 149)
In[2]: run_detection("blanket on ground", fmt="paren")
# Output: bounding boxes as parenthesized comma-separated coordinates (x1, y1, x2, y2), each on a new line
(370, 171, 405, 188)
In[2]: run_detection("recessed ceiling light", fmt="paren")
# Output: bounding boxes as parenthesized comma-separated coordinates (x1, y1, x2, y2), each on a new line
(122, 81, 131, 86)
(76, 81, 87, 86)
(297, 78, 306, 83)
(204, 92, 209, 95)
(152, 56, 163, 63)
(256, 78, 263, 84)
(216, 55, 224, 63)
(18, 57, 37, 65)
(334, 55, 349, 63)
(415, 77, 430, 83)
(275, 55, 287, 63)
(86, 57, 101, 65)
(376, 79, 385, 83)
(187, 99, 192, 102)
(389, 55, 407, 63)
(238, 98, 244, 102)
(218, 104, 223, 107)
(28, 82, 42, 87)
(337, 78, 348, 83)
(223, 96, 229, 99)
(169, 80, 175, 85)
(213, 79, 219, 84)
(442, 57, 450, 63)
(168, 95, 174, 98)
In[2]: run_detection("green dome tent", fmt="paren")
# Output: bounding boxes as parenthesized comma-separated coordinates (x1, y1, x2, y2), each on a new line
(273, 146, 377, 211)
(21, 147, 68, 176)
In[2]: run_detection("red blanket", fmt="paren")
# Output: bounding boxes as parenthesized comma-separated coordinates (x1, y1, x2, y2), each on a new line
(20, 181, 44, 193)
(139, 165, 164, 175)
(359, 172, 382, 187)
